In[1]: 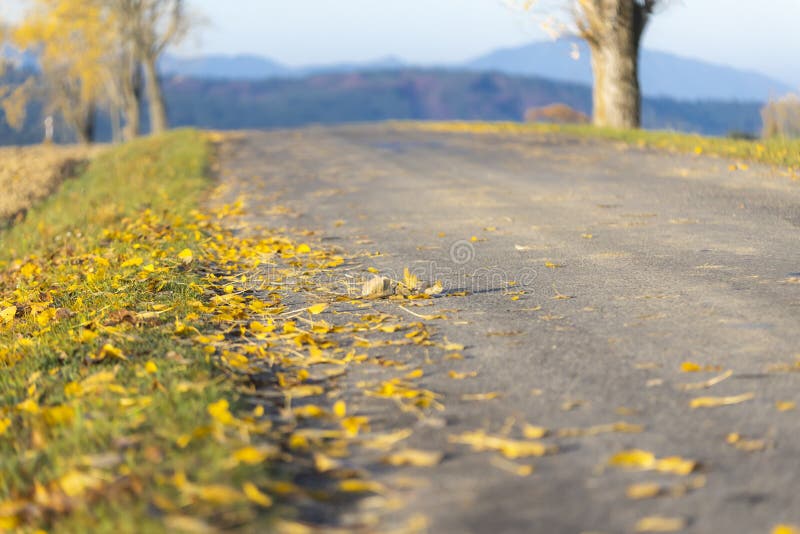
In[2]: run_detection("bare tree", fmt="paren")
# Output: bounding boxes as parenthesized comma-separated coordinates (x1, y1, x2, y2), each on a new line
(114, 0, 189, 134)
(510, 0, 662, 129)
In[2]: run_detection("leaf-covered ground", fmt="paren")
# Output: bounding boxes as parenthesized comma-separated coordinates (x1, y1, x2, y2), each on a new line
(2, 125, 799, 534)
(0, 130, 480, 532)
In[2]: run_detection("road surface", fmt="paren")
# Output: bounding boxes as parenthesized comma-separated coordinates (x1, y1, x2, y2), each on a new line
(216, 124, 800, 534)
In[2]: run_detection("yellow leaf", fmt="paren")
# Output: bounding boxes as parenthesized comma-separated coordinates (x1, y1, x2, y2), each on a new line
(0, 418, 10, 435)
(609, 449, 656, 469)
(78, 328, 99, 343)
(773, 525, 800, 534)
(449, 370, 478, 380)
(489, 455, 534, 477)
(207, 399, 234, 425)
(99, 344, 127, 361)
(403, 267, 419, 289)
(626, 482, 662, 500)
(690, 392, 754, 408)
(16, 398, 39, 414)
(610, 450, 696, 475)
(59, 469, 103, 498)
(296, 243, 311, 254)
(680, 361, 702, 372)
(234, 446, 272, 465)
(197, 484, 243, 504)
(142, 263, 156, 273)
(35, 307, 56, 327)
(449, 430, 555, 458)
(522, 425, 548, 439)
(656, 456, 697, 475)
(178, 248, 194, 264)
(242, 482, 272, 507)
(776, 401, 796, 412)
(382, 449, 443, 467)
(0, 306, 16, 324)
(145, 360, 158, 374)
(333, 400, 346, 418)
(42, 405, 75, 426)
(293, 405, 325, 418)
(121, 257, 143, 268)
(339, 479, 384, 493)
(307, 303, 328, 315)
(544, 261, 564, 268)
(635, 516, 686, 532)
(313, 452, 340, 472)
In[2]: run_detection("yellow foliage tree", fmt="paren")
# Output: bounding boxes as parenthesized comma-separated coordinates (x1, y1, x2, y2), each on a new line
(14, 0, 120, 143)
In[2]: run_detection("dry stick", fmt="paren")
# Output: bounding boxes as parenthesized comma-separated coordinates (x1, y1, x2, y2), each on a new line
(398, 305, 432, 320)
(678, 370, 733, 391)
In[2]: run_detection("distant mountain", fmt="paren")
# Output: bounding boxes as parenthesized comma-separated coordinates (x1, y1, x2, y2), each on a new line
(467, 39, 794, 102)
(160, 54, 291, 80)
(160, 54, 407, 80)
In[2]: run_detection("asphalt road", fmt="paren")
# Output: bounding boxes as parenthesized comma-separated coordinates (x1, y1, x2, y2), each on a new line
(216, 124, 800, 534)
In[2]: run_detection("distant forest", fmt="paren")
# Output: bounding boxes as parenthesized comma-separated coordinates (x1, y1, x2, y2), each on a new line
(1, 68, 764, 145)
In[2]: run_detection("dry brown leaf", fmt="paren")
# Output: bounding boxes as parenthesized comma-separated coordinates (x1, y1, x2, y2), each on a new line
(361, 276, 394, 298)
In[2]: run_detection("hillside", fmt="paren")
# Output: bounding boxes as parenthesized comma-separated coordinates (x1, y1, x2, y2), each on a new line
(467, 39, 794, 102)
(164, 69, 761, 136)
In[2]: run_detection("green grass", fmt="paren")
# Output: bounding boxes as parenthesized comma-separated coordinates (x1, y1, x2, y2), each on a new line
(396, 121, 800, 174)
(0, 129, 210, 260)
(0, 130, 279, 532)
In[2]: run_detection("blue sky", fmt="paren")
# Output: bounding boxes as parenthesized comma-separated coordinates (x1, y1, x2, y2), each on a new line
(4, 1, 799, 87)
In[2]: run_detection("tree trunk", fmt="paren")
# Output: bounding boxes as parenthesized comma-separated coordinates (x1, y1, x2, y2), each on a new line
(122, 61, 142, 141)
(73, 103, 96, 144)
(142, 55, 168, 134)
(583, 0, 649, 129)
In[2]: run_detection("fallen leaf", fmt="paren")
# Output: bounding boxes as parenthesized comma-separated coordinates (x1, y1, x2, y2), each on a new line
(197, 484, 243, 504)
(522, 425, 548, 439)
(626, 482, 663, 500)
(382, 449, 443, 467)
(242, 482, 273, 507)
(307, 303, 328, 315)
(177, 248, 194, 264)
(773, 525, 800, 534)
(234, 446, 273, 465)
(776, 401, 796, 412)
(449, 370, 477, 380)
(635, 516, 686, 532)
(461, 392, 500, 401)
(609, 449, 656, 469)
(449, 430, 556, 458)
(489, 455, 534, 476)
(333, 400, 347, 418)
(690, 392, 754, 408)
(339, 479, 384, 493)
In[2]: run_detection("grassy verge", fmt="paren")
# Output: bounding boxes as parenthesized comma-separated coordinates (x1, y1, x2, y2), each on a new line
(0, 130, 281, 532)
(394, 121, 800, 176)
